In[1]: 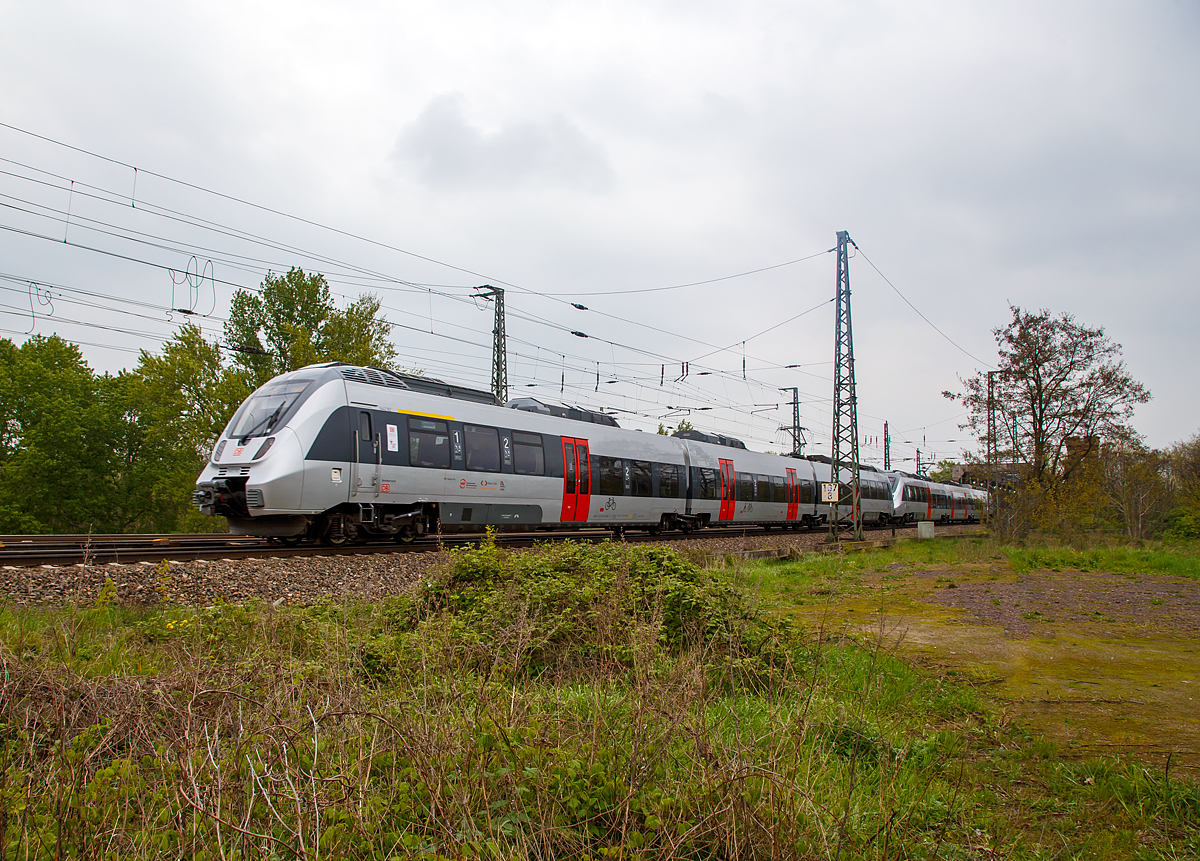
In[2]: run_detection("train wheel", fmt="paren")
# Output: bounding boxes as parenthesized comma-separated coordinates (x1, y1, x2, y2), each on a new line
(395, 527, 416, 544)
(281, 536, 303, 547)
(320, 516, 356, 546)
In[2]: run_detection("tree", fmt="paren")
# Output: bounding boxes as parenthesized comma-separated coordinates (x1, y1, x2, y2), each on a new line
(957, 306, 1150, 538)
(224, 268, 398, 388)
(124, 324, 236, 532)
(960, 306, 1150, 488)
(1101, 435, 1170, 539)
(927, 460, 957, 483)
(0, 336, 145, 533)
(1164, 433, 1200, 538)
(656, 419, 694, 435)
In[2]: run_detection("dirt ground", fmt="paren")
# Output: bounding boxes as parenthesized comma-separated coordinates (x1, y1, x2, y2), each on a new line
(791, 561, 1200, 775)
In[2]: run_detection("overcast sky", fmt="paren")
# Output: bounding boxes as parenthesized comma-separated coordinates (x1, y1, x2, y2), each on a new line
(2, 0, 1197, 466)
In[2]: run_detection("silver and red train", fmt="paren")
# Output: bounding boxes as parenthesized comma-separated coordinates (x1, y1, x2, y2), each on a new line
(193, 363, 987, 543)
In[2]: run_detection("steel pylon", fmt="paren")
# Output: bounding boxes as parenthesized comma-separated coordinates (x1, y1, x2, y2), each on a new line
(830, 231, 863, 541)
(476, 285, 508, 404)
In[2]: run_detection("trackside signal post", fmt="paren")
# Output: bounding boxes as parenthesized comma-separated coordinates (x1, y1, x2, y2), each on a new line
(829, 230, 863, 541)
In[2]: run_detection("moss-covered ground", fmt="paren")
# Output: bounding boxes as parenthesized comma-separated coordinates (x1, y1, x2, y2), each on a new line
(739, 537, 1200, 773)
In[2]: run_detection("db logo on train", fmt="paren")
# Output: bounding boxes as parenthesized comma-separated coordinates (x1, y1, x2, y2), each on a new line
(381, 483, 390, 493)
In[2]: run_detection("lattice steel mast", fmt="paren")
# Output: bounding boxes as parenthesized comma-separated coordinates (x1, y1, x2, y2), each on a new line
(830, 230, 863, 541)
(476, 285, 508, 404)
(779, 387, 806, 456)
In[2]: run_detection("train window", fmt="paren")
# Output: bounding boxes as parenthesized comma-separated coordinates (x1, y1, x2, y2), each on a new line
(463, 425, 501, 472)
(736, 472, 753, 502)
(598, 457, 624, 496)
(757, 475, 770, 502)
(227, 379, 313, 439)
(659, 464, 679, 498)
(631, 461, 652, 497)
(800, 480, 815, 504)
(409, 419, 451, 469)
(512, 431, 544, 475)
(698, 467, 718, 500)
(579, 448, 590, 494)
(359, 411, 372, 441)
(772, 476, 787, 503)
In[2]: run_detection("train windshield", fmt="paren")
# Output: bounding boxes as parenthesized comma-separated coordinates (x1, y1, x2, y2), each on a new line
(227, 379, 314, 440)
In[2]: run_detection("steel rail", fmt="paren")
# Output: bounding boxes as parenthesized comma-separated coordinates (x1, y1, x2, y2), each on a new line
(0, 521, 939, 568)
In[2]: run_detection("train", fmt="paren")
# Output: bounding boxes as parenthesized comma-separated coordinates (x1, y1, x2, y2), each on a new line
(192, 363, 988, 544)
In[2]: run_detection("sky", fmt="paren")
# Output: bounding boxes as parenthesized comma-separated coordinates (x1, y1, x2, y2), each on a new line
(1, 0, 1197, 468)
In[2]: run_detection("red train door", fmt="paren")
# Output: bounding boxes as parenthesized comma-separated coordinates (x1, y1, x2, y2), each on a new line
(718, 458, 735, 521)
(575, 440, 591, 521)
(560, 438, 591, 522)
(786, 468, 799, 521)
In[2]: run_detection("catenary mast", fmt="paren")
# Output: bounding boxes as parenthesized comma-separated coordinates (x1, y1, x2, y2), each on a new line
(829, 231, 863, 541)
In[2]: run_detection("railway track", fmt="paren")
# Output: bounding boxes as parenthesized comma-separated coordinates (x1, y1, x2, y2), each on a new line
(0, 522, 932, 568)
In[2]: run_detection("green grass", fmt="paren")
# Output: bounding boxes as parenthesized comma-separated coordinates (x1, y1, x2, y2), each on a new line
(1004, 543, 1200, 578)
(0, 537, 1197, 859)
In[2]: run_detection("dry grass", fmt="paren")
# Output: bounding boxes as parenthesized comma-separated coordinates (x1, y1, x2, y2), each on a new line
(1, 539, 1197, 859)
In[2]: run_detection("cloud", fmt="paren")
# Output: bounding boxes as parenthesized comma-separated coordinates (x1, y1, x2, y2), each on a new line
(393, 94, 615, 192)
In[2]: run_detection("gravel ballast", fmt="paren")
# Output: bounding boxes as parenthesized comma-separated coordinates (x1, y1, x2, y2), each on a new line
(1, 525, 983, 607)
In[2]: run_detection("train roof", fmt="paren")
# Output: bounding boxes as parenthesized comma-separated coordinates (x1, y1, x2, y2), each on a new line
(316, 363, 501, 405)
(803, 454, 883, 473)
(671, 429, 747, 450)
(504, 397, 621, 427)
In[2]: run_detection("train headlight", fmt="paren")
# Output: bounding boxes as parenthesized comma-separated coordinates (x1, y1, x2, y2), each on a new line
(212, 440, 227, 463)
(253, 437, 276, 460)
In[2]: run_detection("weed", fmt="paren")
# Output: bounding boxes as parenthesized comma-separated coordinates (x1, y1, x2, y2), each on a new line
(0, 540, 1196, 859)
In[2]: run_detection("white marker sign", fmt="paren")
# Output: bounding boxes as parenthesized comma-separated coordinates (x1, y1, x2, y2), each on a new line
(820, 482, 840, 503)
(386, 424, 399, 452)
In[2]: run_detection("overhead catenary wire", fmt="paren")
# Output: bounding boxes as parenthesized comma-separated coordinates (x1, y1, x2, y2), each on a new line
(0, 122, 984, 456)
(853, 243, 995, 369)
(2, 162, 834, 380)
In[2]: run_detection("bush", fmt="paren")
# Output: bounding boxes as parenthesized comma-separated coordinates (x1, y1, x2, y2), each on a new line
(394, 537, 791, 681)
(1164, 505, 1200, 540)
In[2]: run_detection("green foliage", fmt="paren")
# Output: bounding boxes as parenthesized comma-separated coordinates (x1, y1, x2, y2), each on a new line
(927, 458, 957, 482)
(0, 336, 146, 532)
(396, 538, 785, 680)
(123, 324, 236, 532)
(223, 267, 398, 388)
(1164, 505, 1200, 540)
(0, 269, 400, 533)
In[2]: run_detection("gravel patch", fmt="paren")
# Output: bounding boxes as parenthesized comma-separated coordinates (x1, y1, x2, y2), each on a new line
(0, 552, 446, 607)
(919, 568, 1200, 638)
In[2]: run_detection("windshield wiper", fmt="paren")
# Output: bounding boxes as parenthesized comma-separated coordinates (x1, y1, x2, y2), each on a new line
(238, 402, 285, 441)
